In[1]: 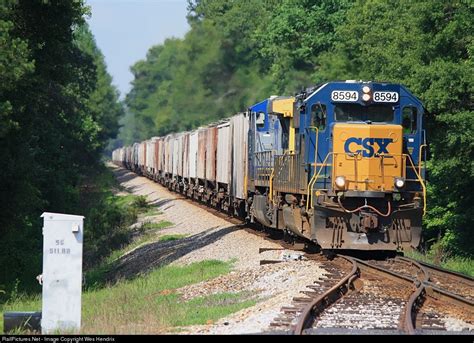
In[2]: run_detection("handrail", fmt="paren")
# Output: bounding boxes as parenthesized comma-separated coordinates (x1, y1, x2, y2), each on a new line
(270, 151, 292, 203)
(418, 144, 427, 176)
(308, 126, 319, 171)
(269, 168, 275, 204)
(305, 126, 319, 211)
(404, 154, 427, 215)
(307, 152, 334, 211)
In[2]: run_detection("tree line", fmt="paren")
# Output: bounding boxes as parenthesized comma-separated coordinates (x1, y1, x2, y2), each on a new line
(120, 0, 473, 256)
(0, 0, 124, 292)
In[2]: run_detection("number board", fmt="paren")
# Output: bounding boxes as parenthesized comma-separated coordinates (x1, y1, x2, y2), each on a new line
(331, 90, 358, 102)
(373, 91, 399, 103)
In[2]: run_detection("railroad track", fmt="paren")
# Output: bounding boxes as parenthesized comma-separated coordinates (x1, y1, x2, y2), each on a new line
(371, 256, 474, 332)
(273, 255, 473, 334)
(269, 255, 356, 331)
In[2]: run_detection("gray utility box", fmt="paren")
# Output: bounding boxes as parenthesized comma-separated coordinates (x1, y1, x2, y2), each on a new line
(41, 212, 84, 334)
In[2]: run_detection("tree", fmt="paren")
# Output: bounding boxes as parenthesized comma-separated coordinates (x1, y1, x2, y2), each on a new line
(0, 0, 124, 292)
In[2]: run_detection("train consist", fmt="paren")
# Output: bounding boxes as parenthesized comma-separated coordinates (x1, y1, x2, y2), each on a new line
(113, 81, 427, 251)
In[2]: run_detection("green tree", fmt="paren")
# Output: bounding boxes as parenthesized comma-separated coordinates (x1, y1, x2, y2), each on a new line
(254, 0, 352, 92)
(121, 0, 276, 143)
(0, 0, 124, 293)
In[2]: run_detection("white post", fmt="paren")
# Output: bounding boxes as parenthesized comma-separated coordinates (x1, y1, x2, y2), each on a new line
(40, 212, 84, 334)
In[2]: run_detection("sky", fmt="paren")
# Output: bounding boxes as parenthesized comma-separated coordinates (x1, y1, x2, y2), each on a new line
(86, 0, 190, 98)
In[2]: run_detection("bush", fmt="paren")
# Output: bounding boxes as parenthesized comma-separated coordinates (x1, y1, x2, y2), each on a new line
(81, 170, 142, 270)
(131, 196, 150, 210)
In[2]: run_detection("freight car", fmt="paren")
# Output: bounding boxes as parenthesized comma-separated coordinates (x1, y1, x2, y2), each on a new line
(112, 80, 427, 252)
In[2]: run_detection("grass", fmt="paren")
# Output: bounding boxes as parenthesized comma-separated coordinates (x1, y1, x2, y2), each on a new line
(1, 170, 255, 333)
(119, 220, 174, 257)
(115, 194, 139, 208)
(115, 194, 150, 210)
(163, 293, 255, 328)
(159, 234, 188, 242)
(85, 220, 174, 287)
(1, 260, 255, 334)
(0, 293, 41, 334)
(141, 208, 163, 217)
(131, 195, 150, 210)
(140, 220, 173, 232)
(405, 250, 474, 277)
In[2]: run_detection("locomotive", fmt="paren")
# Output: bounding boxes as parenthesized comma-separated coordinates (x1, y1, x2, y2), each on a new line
(113, 81, 427, 252)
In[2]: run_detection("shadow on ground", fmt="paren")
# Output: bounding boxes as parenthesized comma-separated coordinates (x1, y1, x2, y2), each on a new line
(113, 167, 138, 184)
(106, 165, 243, 283)
(106, 224, 243, 283)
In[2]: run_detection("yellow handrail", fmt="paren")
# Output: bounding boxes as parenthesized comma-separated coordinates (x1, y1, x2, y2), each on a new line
(404, 154, 427, 215)
(418, 144, 427, 176)
(307, 152, 333, 211)
(269, 168, 275, 204)
(305, 126, 319, 211)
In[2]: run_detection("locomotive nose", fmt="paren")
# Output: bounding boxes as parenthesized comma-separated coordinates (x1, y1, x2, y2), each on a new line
(333, 123, 403, 192)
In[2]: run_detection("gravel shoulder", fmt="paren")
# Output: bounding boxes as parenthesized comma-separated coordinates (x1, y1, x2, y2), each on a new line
(110, 165, 327, 333)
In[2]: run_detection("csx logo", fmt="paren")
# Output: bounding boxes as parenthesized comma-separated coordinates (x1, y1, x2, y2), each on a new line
(344, 137, 393, 157)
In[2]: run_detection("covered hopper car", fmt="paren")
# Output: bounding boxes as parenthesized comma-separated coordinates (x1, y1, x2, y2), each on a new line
(113, 81, 427, 252)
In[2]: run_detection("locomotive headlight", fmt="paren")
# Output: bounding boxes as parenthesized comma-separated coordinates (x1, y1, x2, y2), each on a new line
(362, 86, 371, 93)
(394, 177, 405, 189)
(362, 93, 371, 101)
(335, 176, 346, 190)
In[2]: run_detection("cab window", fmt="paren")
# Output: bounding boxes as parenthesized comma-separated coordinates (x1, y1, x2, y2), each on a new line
(334, 104, 394, 122)
(311, 103, 326, 131)
(402, 107, 417, 134)
(280, 117, 290, 150)
(256, 111, 265, 129)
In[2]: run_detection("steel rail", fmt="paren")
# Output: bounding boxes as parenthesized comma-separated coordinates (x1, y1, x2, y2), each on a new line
(395, 256, 474, 307)
(351, 257, 415, 284)
(358, 257, 474, 333)
(351, 257, 427, 334)
(425, 284, 474, 308)
(294, 256, 358, 335)
(399, 258, 429, 334)
(397, 256, 474, 282)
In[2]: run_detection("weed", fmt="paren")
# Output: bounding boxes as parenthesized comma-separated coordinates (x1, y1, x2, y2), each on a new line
(131, 195, 150, 210)
(141, 208, 162, 217)
(405, 249, 474, 277)
(2, 261, 243, 334)
(140, 221, 173, 232)
(158, 234, 187, 242)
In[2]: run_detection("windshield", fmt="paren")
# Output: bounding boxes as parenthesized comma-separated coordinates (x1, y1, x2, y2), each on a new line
(334, 104, 394, 122)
